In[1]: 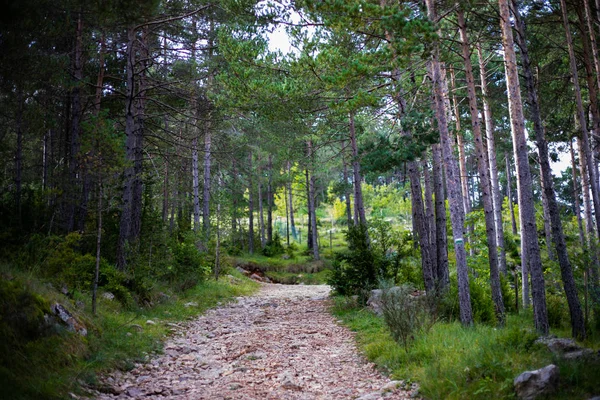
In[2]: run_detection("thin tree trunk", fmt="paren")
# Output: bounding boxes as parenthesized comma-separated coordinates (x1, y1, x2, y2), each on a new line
(231, 159, 239, 248)
(540, 169, 556, 261)
(117, 26, 138, 270)
(307, 140, 320, 260)
(477, 42, 507, 275)
(581, 0, 600, 112)
(248, 152, 254, 254)
(561, 0, 600, 244)
(571, 140, 586, 247)
(15, 89, 23, 225)
(500, 0, 548, 334)
(506, 154, 518, 235)
(267, 155, 273, 243)
(426, 0, 473, 325)
(306, 167, 313, 250)
(287, 161, 296, 239)
(203, 126, 212, 241)
(449, 67, 471, 218)
(192, 136, 200, 231)
(342, 142, 353, 226)
(422, 157, 439, 283)
(458, 9, 505, 324)
(514, 0, 585, 338)
(432, 143, 449, 290)
(92, 178, 102, 315)
(258, 159, 265, 248)
(349, 112, 367, 226)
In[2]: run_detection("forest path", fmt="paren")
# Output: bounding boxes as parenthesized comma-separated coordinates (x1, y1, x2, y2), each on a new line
(94, 283, 413, 400)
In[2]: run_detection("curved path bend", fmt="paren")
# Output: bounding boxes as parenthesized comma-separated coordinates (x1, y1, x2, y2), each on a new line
(94, 284, 414, 400)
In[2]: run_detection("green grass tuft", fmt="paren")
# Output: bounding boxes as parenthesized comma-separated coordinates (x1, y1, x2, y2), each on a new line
(331, 297, 600, 400)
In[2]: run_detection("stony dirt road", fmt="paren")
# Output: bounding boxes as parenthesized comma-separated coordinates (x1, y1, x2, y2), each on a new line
(94, 284, 414, 399)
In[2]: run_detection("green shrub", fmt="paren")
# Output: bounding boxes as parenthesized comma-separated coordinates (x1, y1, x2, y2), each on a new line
(262, 233, 285, 257)
(546, 293, 568, 329)
(380, 283, 438, 351)
(440, 276, 496, 324)
(327, 224, 378, 302)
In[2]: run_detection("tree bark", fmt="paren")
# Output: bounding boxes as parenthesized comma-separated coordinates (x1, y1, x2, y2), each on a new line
(307, 140, 319, 260)
(342, 142, 354, 226)
(506, 154, 518, 235)
(477, 42, 507, 275)
(458, 9, 505, 325)
(287, 161, 296, 239)
(499, 0, 548, 334)
(514, 0, 585, 338)
(267, 155, 273, 243)
(248, 152, 254, 254)
(432, 143, 449, 290)
(422, 157, 437, 281)
(192, 136, 200, 231)
(349, 112, 367, 226)
(561, 0, 600, 245)
(571, 140, 586, 247)
(203, 125, 212, 242)
(258, 158, 265, 248)
(425, 0, 473, 326)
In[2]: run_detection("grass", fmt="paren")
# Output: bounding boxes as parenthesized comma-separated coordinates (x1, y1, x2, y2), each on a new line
(0, 264, 259, 399)
(330, 297, 600, 400)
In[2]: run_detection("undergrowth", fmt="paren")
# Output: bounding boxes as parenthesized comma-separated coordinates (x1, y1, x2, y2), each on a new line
(331, 297, 600, 399)
(0, 263, 259, 400)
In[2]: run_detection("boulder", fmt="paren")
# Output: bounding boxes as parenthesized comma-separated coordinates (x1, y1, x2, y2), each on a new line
(367, 289, 384, 315)
(102, 292, 115, 300)
(514, 364, 559, 400)
(536, 337, 595, 360)
(236, 266, 251, 276)
(51, 303, 87, 336)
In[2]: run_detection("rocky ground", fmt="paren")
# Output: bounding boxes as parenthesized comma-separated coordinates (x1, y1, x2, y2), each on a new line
(91, 283, 416, 400)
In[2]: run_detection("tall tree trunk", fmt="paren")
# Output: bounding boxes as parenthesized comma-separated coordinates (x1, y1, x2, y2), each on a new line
(342, 142, 353, 226)
(192, 136, 200, 231)
(571, 140, 586, 247)
(582, 0, 600, 93)
(258, 158, 265, 248)
(458, 9, 505, 324)
(287, 161, 296, 239)
(231, 159, 239, 248)
(561, 0, 600, 244)
(426, 0, 473, 325)
(506, 154, 518, 235)
(449, 67, 471, 218)
(203, 126, 212, 242)
(267, 155, 273, 243)
(432, 143, 449, 290)
(308, 144, 319, 261)
(248, 152, 254, 254)
(477, 42, 507, 275)
(349, 112, 367, 226)
(117, 26, 139, 270)
(306, 167, 313, 251)
(422, 158, 437, 275)
(578, 136, 600, 285)
(15, 89, 23, 225)
(514, 0, 585, 338)
(92, 178, 103, 315)
(539, 169, 556, 261)
(499, 0, 549, 334)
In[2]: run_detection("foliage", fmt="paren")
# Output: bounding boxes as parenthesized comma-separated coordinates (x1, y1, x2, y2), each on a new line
(0, 262, 259, 399)
(379, 282, 438, 351)
(262, 232, 285, 257)
(440, 275, 496, 325)
(331, 299, 600, 399)
(327, 224, 379, 302)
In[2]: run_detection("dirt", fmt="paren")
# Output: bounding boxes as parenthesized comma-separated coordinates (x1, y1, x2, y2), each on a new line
(91, 284, 416, 399)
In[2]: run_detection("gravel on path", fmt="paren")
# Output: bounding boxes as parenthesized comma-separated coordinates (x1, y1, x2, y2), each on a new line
(93, 283, 415, 400)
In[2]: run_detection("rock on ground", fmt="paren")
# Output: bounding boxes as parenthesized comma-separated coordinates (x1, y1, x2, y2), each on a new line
(514, 364, 559, 400)
(93, 284, 413, 399)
